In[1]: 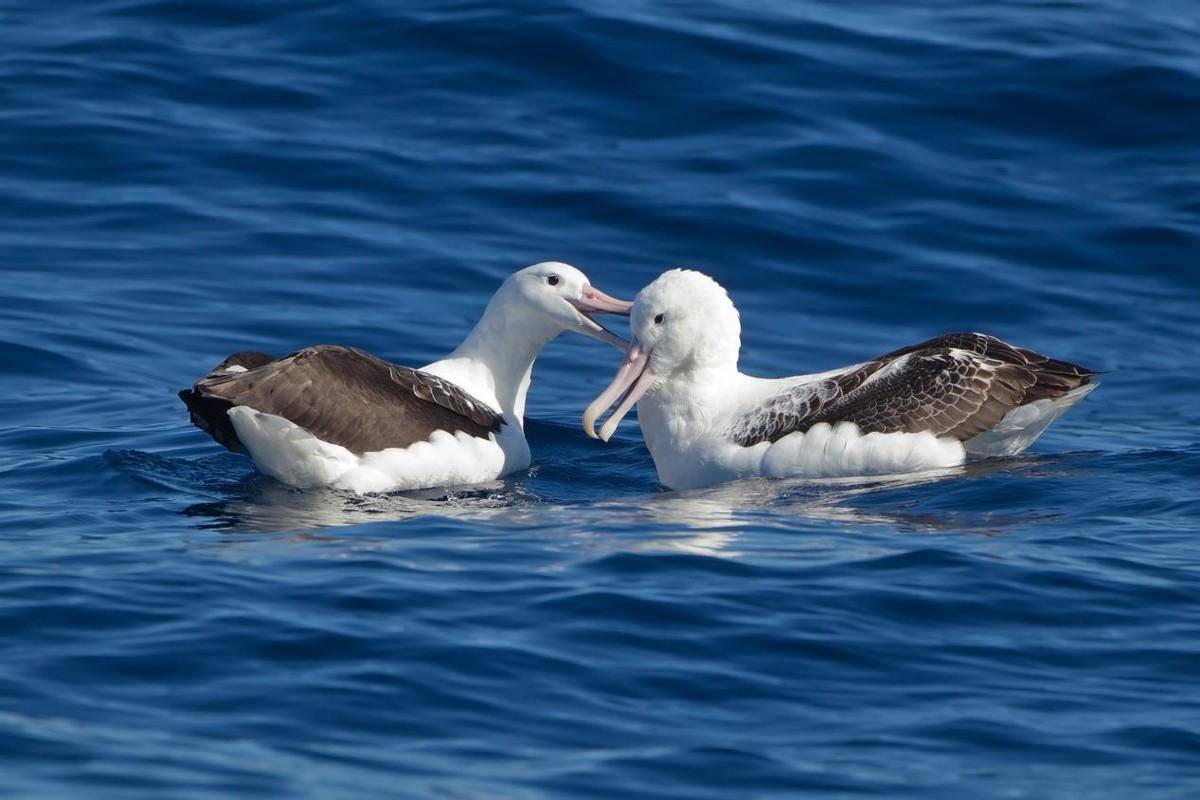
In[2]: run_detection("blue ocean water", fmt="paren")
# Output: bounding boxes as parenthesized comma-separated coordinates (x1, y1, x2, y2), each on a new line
(2, 0, 1199, 796)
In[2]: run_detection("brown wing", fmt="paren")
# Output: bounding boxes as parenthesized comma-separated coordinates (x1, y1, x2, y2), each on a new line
(180, 345, 503, 454)
(730, 332, 1094, 446)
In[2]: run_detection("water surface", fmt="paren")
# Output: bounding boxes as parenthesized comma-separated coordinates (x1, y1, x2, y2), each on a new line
(1, 1, 1199, 797)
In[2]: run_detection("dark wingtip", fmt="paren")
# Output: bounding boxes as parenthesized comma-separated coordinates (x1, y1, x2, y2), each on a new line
(177, 384, 243, 452)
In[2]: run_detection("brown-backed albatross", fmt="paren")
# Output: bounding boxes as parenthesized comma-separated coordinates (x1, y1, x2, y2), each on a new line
(181, 262, 631, 493)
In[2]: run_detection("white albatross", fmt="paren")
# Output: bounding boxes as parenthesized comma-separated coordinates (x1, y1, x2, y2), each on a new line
(181, 262, 631, 494)
(583, 269, 1097, 491)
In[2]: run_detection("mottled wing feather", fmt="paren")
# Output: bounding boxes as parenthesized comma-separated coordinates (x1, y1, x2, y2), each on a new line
(185, 345, 503, 454)
(730, 332, 1093, 446)
(728, 365, 869, 446)
(804, 350, 1036, 439)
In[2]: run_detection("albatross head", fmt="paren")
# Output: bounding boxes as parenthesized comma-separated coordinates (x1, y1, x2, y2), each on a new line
(503, 262, 632, 350)
(583, 269, 740, 441)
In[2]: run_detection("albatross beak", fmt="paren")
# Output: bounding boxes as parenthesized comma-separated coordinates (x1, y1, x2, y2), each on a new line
(582, 341, 657, 441)
(568, 285, 633, 351)
(576, 286, 633, 315)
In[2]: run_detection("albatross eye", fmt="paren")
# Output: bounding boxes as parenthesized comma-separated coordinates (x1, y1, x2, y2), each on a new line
(547, 275, 560, 286)
(654, 313, 665, 324)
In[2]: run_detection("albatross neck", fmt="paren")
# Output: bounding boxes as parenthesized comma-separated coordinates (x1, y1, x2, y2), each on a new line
(440, 293, 560, 423)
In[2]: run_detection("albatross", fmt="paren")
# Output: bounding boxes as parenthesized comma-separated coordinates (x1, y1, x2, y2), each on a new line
(583, 269, 1096, 491)
(181, 262, 631, 493)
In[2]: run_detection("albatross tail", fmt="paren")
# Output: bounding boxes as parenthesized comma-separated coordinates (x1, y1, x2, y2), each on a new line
(964, 382, 1097, 457)
(179, 351, 276, 452)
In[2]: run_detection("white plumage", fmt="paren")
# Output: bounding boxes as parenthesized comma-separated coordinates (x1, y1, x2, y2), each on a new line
(585, 269, 1096, 491)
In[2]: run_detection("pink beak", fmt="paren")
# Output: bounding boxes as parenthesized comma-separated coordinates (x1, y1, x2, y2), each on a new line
(568, 285, 633, 351)
(573, 286, 634, 315)
(582, 341, 657, 441)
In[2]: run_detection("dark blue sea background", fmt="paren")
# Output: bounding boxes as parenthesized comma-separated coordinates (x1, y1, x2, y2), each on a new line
(2, 1, 1199, 797)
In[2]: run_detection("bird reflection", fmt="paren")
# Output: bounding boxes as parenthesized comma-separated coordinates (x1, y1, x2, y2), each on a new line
(178, 452, 1069, 557)
(183, 479, 545, 533)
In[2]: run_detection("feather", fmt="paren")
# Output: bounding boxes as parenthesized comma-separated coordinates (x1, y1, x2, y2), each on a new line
(728, 332, 1095, 446)
(180, 345, 503, 455)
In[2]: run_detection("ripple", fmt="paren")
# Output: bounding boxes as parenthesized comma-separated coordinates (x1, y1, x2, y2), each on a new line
(2, 0, 1199, 796)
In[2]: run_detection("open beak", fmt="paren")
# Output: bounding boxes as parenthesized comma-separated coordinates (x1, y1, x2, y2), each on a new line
(568, 285, 633, 352)
(583, 341, 657, 441)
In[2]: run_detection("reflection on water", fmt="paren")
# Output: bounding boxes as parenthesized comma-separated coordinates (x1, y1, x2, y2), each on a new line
(150, 448, 1082, 554)
(183, 481, 544, 532)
